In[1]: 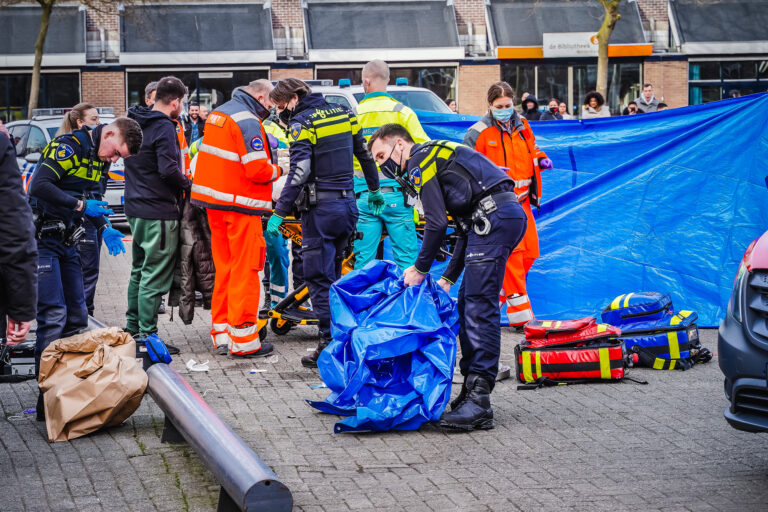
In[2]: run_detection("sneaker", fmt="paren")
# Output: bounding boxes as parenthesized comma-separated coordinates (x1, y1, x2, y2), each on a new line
(230, 343, 274, 358)
(165, 344, 181, 355)
(158, 296, 166, 314)
(139, 333, 180, 355)
(216, 345, 229, 356)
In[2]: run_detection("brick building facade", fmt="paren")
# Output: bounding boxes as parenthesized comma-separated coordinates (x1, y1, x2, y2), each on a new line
(2, 0, 764, 120)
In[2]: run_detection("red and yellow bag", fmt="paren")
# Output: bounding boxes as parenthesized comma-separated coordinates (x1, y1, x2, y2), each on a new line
(515, 318, 630, 388)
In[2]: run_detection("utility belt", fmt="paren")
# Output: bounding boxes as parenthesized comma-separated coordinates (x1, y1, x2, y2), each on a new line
(293, 183, 352, 216)
(33, 213, 86, 247)
(457, 190, 519, 236)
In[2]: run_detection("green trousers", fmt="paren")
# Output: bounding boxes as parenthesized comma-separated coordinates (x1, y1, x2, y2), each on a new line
(125, 217, 179, 336)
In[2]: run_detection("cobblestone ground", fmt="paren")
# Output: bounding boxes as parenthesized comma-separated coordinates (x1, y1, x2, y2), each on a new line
(2, 244, 768, 512)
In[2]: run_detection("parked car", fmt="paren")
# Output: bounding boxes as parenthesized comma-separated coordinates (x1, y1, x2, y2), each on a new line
(296, 79, 454, 114)
(719, 181, 768, 433)
(6, 108, 126, 225)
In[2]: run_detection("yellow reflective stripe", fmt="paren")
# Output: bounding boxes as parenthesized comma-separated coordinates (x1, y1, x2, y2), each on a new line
(534, 351, 542, 378)
(419, 161, 438, 190)
(610, 294, 625, 310)
(436, 147, 453, 161)
(541, 321, 552, 327)
(667, 331, 681, 359)
(292, 127, 316, 144)
(597, 324, 607, 333)
(522, 351, 534, 382)
(313, 114, 349, 126)
(653, 358, 665, 370)
(598, 348, 611, 379)
(671, 311, 692, 325)
(40, 162, 62, 179)
(316, 121, 352, 139)
(554, 321, 562, 329)
(623, 292, 634, 308)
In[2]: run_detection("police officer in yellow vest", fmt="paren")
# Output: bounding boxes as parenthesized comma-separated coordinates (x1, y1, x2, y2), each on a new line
(353, 60, 429, 270)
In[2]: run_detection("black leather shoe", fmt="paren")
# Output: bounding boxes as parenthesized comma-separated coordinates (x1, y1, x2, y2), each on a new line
(301, 340, 329, 368)
(439, 374, 494, 431)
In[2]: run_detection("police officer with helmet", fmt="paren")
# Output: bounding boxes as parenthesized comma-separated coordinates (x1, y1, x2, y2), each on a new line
(266, 78, 385, 368)
(367, 124, 527, 432)
(27, 117, 142, 419)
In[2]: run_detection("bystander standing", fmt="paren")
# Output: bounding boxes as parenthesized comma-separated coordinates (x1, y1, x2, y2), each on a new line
(539, 98, 563, 121)
(580, 91, 611, 119)
(124, 76, 191, 353)
(184, 102, 205, 144)
(635, 83, 659, 113)
(558, 102, 574, 120)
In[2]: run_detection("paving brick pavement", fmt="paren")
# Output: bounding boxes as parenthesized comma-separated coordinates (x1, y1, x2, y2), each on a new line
(2, 244, 768, 511)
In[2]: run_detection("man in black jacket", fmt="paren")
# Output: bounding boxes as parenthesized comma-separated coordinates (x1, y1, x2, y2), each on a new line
(125, 76, 191, 351)
(0, 132, 37, 345)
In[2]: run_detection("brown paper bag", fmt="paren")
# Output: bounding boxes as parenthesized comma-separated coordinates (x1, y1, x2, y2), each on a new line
(38, 327, 148, 443)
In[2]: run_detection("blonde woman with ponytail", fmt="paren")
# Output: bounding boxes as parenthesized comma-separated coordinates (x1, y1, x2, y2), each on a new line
(56, 103, 99, 135)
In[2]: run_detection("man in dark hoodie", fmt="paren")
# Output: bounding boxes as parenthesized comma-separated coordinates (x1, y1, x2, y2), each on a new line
(125, 76, 191, 351)
(521, 94, 541, 121)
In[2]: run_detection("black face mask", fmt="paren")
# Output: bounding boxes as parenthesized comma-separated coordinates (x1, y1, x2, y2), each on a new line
(379, 145, 402, 179)
(278, 107, 293, 125)
(549, 106, 557, 114)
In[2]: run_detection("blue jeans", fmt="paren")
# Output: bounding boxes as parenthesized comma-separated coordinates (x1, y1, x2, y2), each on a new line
(36, 238, 89, 371)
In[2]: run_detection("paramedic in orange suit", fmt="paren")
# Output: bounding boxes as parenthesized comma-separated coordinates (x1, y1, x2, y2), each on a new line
(463, 81, 553, 328)
(191, 79, 281, 358)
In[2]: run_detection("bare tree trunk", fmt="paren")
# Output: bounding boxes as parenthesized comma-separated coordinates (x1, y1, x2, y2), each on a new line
(596, 0, 621, 98)
(27, 0, 55, 118)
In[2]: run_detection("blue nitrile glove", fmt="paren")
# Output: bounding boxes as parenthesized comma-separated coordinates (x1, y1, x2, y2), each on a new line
(539, 158, 553, 171)
(267, 214, 284, 236)
(368, 189, 386, 216)
(84, 199, 113, 217)
(102, 227, 126, 256)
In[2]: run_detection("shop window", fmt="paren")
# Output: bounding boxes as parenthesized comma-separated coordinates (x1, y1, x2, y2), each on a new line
(759, 61, 768, 79)
(721, 61, 757, 80)
(126, 70, 268, 110)
(689, 86, 721, 105)
(503, 65, 535, 105)
(0, 73, 79, 121)
(537, 64, 568, 106)
(689, 62, 720, 81)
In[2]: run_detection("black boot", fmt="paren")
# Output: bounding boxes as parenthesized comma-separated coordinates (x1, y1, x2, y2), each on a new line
(36, 390, 45, 422)
(438, 374, 494, 431)
(301, 339, 329, 368)
(450, 377, 468, 411)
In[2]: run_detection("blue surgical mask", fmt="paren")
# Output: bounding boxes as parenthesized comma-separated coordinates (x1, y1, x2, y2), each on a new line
(86, 124, 99, 130)
(491, 108, 514, 122)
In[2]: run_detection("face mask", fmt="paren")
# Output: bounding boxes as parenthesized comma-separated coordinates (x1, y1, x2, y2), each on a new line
(491, 108, 514, 122)
(86, 124, 99, 130)
(549, 106, 557, 114)
(379, 144, 402, 179)
(278, 107, 293, 125)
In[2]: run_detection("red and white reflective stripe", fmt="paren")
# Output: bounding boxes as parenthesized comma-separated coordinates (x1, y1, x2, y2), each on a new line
(229, 323, 262, 355)
(506, 294, 533, 326)
(210, 323, 230, 348)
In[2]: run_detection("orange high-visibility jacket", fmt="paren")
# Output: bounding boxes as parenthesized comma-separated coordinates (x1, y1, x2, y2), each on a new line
(191, 90, 281, 216)
(464, 113, 547, 258)
(174, 119, 190, 177)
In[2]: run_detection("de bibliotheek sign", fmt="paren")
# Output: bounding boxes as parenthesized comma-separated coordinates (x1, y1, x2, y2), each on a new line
(542, 32, 599, 58)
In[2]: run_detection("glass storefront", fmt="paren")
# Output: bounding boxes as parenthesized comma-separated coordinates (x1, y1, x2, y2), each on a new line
(689, 60, 768, 104)
(0, 73, 80, 121)
(316, 66, 457, 103)
(502, 60, 642, 116)
(126, 70, 269, 110)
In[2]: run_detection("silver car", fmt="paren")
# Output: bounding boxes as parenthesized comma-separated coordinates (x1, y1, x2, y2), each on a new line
(309, 79, 454, 114)
(6, 108, 126, 225)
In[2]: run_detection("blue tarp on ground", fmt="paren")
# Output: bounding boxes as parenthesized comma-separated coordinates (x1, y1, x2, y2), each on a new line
(417, 94, 768, 326)
(307, 261, 459, 433)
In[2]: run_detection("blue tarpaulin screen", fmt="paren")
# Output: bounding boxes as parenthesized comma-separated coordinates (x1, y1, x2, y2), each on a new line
(416, 93, 768, 326)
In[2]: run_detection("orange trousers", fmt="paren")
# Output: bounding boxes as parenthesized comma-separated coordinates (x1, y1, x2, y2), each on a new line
(207, 210, 266, 354)
(501, 200, 538, 326)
